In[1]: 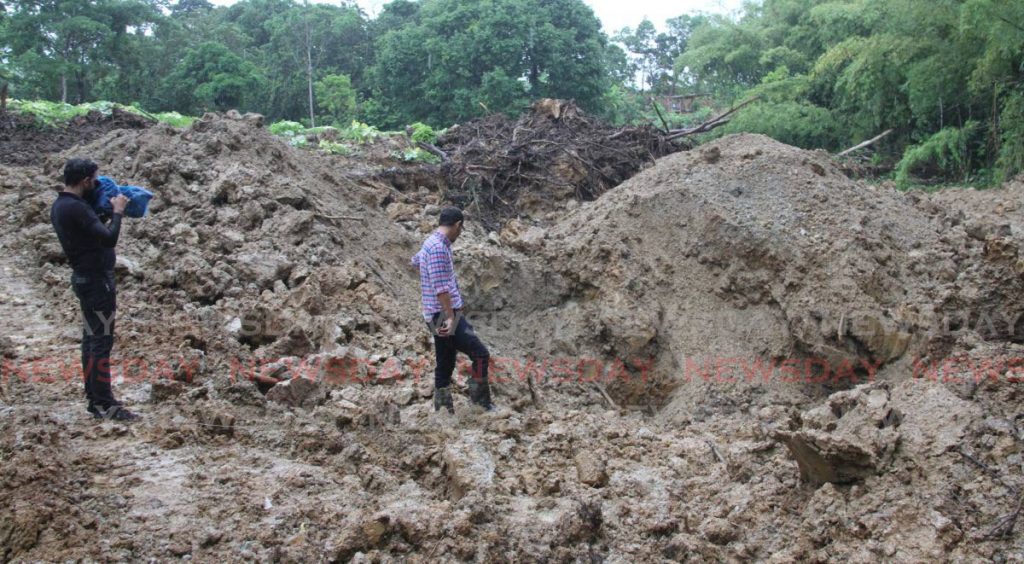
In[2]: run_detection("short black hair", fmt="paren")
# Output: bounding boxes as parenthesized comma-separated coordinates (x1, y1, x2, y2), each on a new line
(439, 206, 464, 226)
(64, 158, 98, 187)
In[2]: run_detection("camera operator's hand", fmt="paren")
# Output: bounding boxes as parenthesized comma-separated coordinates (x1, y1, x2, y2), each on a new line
(111, 194, 128, 215)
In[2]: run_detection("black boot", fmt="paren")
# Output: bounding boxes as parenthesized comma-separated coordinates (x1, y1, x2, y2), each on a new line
(467, 376, 493, 411)
(433, 386, 454, 414)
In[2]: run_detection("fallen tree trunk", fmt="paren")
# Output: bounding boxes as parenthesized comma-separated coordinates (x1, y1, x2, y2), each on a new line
(838, 129, 893, 157)
(665, 96, 760, 140)
(416, 141, 449, 163)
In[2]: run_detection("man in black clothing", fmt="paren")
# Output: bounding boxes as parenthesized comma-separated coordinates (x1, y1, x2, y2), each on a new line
(50, 158, 139, 421)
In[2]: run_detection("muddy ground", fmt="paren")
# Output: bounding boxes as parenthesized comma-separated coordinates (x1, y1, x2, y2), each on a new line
(1, 109, 1023, 561)
(0, 108, 154, 167)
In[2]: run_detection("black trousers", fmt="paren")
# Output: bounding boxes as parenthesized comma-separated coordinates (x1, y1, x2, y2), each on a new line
(71, 272, 118, 409)
(429, 311, 492, 407)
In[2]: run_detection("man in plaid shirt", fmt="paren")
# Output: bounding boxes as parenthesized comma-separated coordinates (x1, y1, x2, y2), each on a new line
(411, 207, 493, 413)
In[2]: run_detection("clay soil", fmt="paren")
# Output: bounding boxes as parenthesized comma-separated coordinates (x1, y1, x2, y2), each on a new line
(1, 107, 1023, 561)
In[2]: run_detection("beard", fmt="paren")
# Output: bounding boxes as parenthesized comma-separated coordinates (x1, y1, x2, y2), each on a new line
(83, 178, 99, 197)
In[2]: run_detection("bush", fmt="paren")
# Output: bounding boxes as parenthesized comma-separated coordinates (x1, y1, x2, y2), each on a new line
(409, 122, 437, 144)
(318, 139, 355, 156)
(150, 111, 196, 128)
(996, 94, 1024, 184)
(719, 100, 840, 149)
(10, 99, 197, 129)
(895, 122, 978, 188)
(11, 99, 104, 126)
(268, 120, 307, 136)
(315, 74, 357, 126)
(340, 121, 381, 144)
(391, 147, 440, 163)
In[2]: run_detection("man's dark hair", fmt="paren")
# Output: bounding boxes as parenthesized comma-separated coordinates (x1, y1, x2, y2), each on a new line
(439, 206, 464, 226)
(64, 158, 99, 187)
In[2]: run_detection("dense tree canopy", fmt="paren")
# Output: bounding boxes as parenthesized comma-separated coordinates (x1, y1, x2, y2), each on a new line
(366, 0, 608, 127)
(674, 0, 1024, 184)
(2, 0, 612, 128)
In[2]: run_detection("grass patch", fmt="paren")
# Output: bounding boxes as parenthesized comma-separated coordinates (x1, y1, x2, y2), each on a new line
(9, 99, 197, 128)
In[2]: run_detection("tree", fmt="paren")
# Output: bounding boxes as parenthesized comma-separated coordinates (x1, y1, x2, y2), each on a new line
(164, 41, 262, 113)
(263, 2, 370, 123)
(368, 0, 607, 128)
(6, 0, 163, 103)
(668, 0, 1024, 184)
(315, 73, 357, 125)
(615, 19, 658, 92)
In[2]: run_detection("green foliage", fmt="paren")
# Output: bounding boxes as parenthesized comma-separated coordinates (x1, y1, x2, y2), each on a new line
(149, 111, 196, 128)
(9, 99, 196, 128)
(4, 0, 1020, 189)
(164, 41, 263, 113)
(614, 15, 707, 94)
(5, 0, 165, 104)
(409, 122, 438, 144)
(895, 122, 979, 188)
(368, 0, 608, 128)
(268, 120, 307, 136)
(396, 147, 442, 164)
(10, 99, 97, 126)
(315, 74, 357, 126)
(340, 121, 381, 144)
(996, 93, 1024, 184)
(720, 100, 840, 148)
(262, 3, 369, 122)
(268, 119, 386, 153)
(596, 84, 645, 126)
(662, 0, 1024, 184)
(318, 139, 355, 156)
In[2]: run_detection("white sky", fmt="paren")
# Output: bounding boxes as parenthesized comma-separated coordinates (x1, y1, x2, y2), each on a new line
(206, 0, 748, 33)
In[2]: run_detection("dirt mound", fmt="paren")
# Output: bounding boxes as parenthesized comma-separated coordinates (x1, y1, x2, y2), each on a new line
(3, 111, 447, 396)
(0, 107, 153, 166)
(436, 99, 683, 228)
(462, 134, 1024, 418)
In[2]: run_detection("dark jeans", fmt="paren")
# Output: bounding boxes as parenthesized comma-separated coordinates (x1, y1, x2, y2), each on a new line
(71, 272, 118, 409)
(429, 311, 492, 408)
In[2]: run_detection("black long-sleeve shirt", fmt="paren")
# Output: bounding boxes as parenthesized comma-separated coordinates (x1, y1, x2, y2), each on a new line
(50, 191, 122, 276)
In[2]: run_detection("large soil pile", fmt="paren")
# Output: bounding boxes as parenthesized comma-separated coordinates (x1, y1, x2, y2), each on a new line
(9, 111, 455, 381)
(466, 134, 1024, 418)
(2, 113, 1023, 560)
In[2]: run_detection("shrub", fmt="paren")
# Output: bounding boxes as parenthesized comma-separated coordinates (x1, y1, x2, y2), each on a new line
(396, 147, 441, 164)
(895, 122, 978, 188)
(268, 120, 307, 136)
(409, 122, 438, 144)
(318, 139, 355, 156)
(341, 121, 381, 144)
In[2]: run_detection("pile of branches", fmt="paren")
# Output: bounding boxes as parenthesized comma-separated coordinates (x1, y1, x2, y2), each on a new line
(431, 99, 684, 228)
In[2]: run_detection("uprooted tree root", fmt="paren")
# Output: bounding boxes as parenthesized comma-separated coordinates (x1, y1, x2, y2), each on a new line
(435, 99, 686, 228)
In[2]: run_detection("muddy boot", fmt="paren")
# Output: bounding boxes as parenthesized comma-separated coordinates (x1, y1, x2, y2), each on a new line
(467, 377, 494, 411)
(433, 386, 454, 414)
